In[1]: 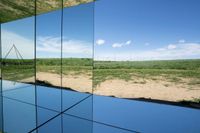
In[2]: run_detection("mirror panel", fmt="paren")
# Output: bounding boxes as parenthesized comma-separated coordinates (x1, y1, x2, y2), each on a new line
(62, 3, 93, 123)
(36, 0, 62, 112)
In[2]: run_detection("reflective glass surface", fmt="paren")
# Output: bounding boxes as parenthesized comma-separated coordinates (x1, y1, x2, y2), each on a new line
(0, 0, 200, 133)
(0, 81, 200, 133)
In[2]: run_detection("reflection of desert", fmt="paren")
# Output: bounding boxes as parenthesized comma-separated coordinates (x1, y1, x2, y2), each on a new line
(32, 71, 200, 103)
(2, 58, 200, 104)
(36, 72, 92, 93)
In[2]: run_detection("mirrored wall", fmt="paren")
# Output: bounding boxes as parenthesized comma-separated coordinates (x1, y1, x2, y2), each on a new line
(0, 0, 94, 133)
(62, 2, 93, 121)
(0, 0, 200, 132)
(0, 1, 36, 132)
(36, 0, 62, 113)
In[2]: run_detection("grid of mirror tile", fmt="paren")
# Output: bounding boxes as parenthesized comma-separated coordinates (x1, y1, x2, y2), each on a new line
(0, 82, 139, 133)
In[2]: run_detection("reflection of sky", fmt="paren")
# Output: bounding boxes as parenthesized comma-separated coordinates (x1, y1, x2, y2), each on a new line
(1, 3, 93, 59)
(1, 17, 35, 59)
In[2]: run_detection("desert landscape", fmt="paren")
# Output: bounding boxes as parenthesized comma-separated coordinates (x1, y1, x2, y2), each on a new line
(1, 58, 200, 103)
(93, 59, 200, 102)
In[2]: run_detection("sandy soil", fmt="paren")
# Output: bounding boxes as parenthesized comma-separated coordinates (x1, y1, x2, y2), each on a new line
(94, 79, 200, 101)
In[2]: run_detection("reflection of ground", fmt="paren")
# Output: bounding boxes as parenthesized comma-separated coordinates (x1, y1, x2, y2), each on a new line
(22, 72, 200, 103)
(5, 58, 200, 103)
(36, 72, 92, 93)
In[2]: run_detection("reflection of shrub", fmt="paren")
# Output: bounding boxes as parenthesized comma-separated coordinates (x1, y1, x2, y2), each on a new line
(2, 59, 34, 65)
(2, 59, 34, 81)
(36, 58, 93, 75)
(37, 58, 92, 66)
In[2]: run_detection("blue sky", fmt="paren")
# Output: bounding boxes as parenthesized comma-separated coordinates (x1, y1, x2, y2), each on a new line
(1, 0, 200, 60)
(95, 0, 200, 60)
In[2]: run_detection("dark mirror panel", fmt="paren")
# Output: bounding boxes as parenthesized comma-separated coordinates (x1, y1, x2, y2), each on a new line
(36, 9, 61, 88)
(62, 5, 93, 128)
(37, 115, 62, 133)
(3, 82, 35, 104)
(3, 97, 36, 133)
(36, 1, 62, 124)
(62, 3, 93, 93)
(0, 1, 36, 131)
(64, 95, 92, 120)
(93, 95, 200, 133)
(63, 114, 92, 133)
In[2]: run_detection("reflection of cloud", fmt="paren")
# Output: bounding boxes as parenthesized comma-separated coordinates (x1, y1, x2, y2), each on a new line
(2, 30, 92, 59)
(95, 42, 200, 61)
(178, 39, 186, 43)
(96, 39, 105, 45)
(167, 44, 177, 49)
(37, 36, 92, 55)
(112, 40, 132, 48)
(126, 40, 131, 45)
(1, 30, 34, 59)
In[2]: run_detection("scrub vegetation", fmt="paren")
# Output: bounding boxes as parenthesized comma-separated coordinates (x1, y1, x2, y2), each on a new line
(1, 58, 200, 86)
(1, 58, 92, 81)
(1, 58, 200, 103)
(94, 59, 200, 86)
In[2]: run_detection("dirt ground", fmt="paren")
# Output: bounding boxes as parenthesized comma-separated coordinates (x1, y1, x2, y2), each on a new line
(21, 72, 200, 102)
(94, 79, 200, 101)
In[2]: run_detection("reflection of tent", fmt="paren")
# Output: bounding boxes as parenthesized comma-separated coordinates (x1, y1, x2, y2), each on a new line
(4, 44, 24, 60)
(3, 44, 25, 65)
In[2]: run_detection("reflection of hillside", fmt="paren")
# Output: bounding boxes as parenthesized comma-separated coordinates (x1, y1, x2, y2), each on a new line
(0, 0, 94, 23)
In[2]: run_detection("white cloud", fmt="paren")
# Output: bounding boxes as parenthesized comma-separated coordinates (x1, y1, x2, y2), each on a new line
(167, 44, 177, 49)
(95, 42, 200, 61)
(1, 30, 34, 59)
(112, 40, 132, 48)
(112, 43, 123, 48)
(96, 39, 105, 45)
(178, 39, 186, 43)
(37, 36, 92, 57)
